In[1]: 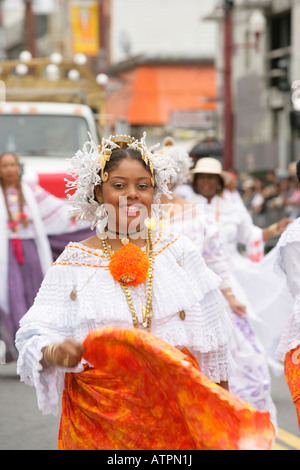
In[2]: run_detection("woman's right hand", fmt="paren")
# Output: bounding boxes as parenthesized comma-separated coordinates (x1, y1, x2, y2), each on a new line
(42, 339, 85, 369)
(227, 296, 247, 319)
(222, 289, 247, 319)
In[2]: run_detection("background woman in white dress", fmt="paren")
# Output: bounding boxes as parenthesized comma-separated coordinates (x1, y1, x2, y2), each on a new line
(274, 158, 300, 430)
(171, 151, 290, 429)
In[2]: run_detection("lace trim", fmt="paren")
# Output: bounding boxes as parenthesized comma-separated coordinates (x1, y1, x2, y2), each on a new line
(53, 232, 179, 267)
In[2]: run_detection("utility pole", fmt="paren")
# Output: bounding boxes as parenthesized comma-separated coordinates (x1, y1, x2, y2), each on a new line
(24, 0, 37, 57)
(223, 0, 234, 170)
(0, 0, 6, 59)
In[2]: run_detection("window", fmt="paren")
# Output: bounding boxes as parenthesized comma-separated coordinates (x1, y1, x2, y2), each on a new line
(268, 11, 291, 91)
(0, 114, 89, 158)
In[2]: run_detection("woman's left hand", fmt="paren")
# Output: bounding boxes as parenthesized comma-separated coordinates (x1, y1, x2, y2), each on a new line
(277, 217, 293, 233)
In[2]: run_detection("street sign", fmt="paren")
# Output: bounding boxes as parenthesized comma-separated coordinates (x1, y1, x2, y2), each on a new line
(170, 110, 216, 130)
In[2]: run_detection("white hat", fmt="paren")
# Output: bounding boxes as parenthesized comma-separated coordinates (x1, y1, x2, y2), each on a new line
(190, 157, 230, 183)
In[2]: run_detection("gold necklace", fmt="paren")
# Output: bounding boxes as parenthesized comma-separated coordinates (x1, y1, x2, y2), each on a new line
(101, 229, 154, 331)
(70, 254, 103, 301)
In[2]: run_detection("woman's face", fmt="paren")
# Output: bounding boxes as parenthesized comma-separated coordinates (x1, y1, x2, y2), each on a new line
(0, 153, 20, 186)
(194, 173, 222, 200)
(96, 157, 154, 233)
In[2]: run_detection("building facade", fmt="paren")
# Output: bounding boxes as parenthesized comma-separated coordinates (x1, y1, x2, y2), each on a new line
(212, 0, 300, 172)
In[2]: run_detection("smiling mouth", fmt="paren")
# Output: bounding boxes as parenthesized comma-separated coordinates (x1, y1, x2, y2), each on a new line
(121, 205, 142, 215)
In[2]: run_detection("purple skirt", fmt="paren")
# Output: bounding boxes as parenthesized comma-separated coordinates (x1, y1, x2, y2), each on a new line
(0, 228, 93, 362)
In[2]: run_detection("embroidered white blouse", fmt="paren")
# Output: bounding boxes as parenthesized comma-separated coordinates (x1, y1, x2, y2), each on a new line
(274, 217, 300, 360)
(16, 231, 232, 416)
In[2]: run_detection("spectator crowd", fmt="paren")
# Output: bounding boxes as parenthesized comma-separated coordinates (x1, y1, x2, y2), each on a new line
(225, 162, 300, 252)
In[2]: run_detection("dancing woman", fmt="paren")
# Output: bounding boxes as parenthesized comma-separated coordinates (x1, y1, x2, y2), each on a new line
(16, 134, 274, 449)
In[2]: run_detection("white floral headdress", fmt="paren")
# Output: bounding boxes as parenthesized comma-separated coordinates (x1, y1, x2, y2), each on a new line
(159, 137, 193, 188)
(65, 132, 177, 231)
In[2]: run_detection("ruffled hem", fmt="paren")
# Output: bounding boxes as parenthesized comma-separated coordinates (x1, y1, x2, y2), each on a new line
(16, 327, 88, 416)
(65, 327, 274, 450)
(17, 335, 61, 416)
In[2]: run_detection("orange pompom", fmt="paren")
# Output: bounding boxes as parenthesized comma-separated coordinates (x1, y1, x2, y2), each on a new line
(108, 243, 150, 286)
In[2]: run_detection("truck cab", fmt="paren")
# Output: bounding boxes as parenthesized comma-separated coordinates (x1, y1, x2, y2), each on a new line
(0, 55, 106, 198)
(0, 101, 99, 198)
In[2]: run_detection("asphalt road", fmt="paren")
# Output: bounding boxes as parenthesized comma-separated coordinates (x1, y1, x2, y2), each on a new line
(0, 362, 299, 450)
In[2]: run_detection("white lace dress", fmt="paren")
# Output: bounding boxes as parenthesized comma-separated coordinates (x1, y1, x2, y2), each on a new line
(173, 189, 279, 428)
(274, 217, 300, 361)
(16, 231, 232, 416)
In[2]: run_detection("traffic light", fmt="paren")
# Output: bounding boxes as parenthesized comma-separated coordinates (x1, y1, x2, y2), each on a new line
(277, 56, 290, 92)
(225, 0, 234, 10)
(290, 111, 300, 130)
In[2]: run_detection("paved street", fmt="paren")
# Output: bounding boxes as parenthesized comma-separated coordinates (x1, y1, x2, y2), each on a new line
(0, 361, 299, 450)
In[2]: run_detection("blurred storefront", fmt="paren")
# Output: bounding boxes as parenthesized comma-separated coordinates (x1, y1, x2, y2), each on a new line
(105, 56, 217, 140)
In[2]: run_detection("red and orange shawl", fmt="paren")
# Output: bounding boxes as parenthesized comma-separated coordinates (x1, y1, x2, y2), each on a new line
(58, 327, 275, 450)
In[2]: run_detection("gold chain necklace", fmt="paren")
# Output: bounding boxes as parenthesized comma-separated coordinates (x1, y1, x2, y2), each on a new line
(101, 229, 155, 331)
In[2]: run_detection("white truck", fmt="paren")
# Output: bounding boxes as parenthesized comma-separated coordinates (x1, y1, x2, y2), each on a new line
(0, 101, 99, 198)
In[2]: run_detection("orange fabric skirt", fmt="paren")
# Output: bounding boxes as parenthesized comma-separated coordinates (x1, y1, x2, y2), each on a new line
(58, 327, 275, 450)
(284, 346, 300, 430)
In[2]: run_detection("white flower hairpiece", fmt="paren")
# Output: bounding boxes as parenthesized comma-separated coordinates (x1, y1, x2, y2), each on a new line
(159, 137, 193, 188)
(65, 132, 177, 231)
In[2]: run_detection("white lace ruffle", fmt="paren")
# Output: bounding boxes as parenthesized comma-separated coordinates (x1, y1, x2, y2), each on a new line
(274, 219, 300, 329)
(274, 218, 300, 277)
(275, 314, 300, 361)
(16, 232, 232, 415)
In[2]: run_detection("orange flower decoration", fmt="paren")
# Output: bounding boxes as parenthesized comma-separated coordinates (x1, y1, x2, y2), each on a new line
(108, 243, 150, 286)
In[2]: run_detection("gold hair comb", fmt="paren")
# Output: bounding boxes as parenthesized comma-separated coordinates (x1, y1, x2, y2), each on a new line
(98, 135, 155, 185)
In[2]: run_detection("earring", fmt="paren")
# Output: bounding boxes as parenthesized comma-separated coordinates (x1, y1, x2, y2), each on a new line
(95, 203, 108, 239)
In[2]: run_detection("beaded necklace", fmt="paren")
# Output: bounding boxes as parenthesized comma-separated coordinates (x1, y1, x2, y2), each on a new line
(101, 229, 154, 331)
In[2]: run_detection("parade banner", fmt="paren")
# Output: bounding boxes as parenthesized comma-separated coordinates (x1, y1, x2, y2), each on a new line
(70, 1, 100, 56)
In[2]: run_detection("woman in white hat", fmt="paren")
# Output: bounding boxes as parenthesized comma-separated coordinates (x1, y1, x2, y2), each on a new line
(186, 157, 293, 361)
(159, 140, 246, 318)
(189, 157, 291, 253)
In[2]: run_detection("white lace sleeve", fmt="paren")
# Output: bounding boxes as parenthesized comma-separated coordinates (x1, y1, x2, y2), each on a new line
(274, 219, 300, 358)
(15, 263, 82, 416)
